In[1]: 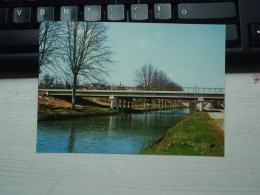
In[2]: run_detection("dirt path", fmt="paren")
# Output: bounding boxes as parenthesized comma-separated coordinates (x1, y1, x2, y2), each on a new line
(208, 111, 225, 131)
(208, 112, 225, 119)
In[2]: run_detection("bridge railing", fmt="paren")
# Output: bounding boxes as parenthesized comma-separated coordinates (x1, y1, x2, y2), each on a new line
(182, 87, 225, 93)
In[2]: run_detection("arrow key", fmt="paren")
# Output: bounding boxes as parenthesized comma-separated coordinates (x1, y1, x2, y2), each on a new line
(249, 24, 260, 47)
(178, 3, 236, 19)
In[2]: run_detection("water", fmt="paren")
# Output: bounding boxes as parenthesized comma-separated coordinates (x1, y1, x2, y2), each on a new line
(37, 109, 189, 154)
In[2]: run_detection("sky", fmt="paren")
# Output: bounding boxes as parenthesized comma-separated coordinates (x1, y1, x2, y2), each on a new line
(105, 22, 226, 88)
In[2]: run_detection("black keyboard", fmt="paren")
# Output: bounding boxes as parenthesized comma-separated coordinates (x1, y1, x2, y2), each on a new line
(0, 0, 260, 78)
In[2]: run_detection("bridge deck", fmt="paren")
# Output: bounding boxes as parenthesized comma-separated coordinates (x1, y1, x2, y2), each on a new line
(40, 89, 225, 100)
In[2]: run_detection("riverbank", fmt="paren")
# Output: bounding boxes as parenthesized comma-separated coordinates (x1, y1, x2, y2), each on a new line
(140, 112, 224, 156)
(38, 105, 183, 121)
(38, 92, 188, 121)
(38, 93, 120, 121)
(127, 104, 188, 113)
(38, 108, 120, 121)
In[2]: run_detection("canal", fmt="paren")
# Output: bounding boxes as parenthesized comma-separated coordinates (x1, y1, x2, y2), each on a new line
(37, 109, 189, 154)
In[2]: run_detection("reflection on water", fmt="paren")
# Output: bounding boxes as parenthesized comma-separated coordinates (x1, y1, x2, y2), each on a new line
(37, 109, 189, 154)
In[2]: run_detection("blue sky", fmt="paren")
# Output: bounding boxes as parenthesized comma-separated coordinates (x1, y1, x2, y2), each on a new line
(105, 22, 225, 88)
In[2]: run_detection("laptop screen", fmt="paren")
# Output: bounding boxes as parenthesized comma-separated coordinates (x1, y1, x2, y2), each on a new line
(37, 22, 225, 156)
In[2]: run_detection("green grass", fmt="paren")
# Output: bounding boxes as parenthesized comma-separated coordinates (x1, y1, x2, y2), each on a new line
(38, 109, 120, 121)
(140, 112, 224, 156)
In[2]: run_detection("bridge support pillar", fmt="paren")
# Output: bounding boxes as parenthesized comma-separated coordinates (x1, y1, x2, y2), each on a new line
(109, 95, 115, 110)
(198, 97, 204, 111)
(111, 99, 114, 110)
(154, 99, 156, 108)
(129, 99, 132, 109)
(144, 100, 146, 108)
(165, 101, 167, 107)
(159, 99, 161, 107)
(116, 99, 119, 110)
(121, 99, 124, 110)
(125, 99, 128, 109)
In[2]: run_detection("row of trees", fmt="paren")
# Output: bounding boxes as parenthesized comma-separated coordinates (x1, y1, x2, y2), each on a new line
(135, 64, 183, 91)
(39, 74, 72, 89)
(39, 74, 111, 90)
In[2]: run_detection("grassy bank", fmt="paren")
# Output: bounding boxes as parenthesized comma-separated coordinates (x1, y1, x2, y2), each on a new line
(140, 112, 224, 156)
(38, 93, 121, 121)
(38, 108, 120, 121)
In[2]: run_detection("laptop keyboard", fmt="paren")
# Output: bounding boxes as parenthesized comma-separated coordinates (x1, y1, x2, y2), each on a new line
(1, 0, 260, 75)
(0, 0, 240, 46)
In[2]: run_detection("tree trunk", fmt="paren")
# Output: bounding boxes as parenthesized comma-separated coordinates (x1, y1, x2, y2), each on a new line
(71, 76, 77, 110)
(72, 86, 76, 110)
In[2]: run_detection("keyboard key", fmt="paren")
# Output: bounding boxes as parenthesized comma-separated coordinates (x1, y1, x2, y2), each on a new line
(226, 25, 238, 41)
(0, 8, 9, 24)
(178, 2, 236, 19)
(107, 5, 124, 21)
(84, 5, 101, 22)
(154, 3, 172, 20)
(37, 7, 55, 22)
(13, 7, 31, 23)
(60, 6, 78, 21)
(131, 4, 148, 21)
(249, 24, 260, 47)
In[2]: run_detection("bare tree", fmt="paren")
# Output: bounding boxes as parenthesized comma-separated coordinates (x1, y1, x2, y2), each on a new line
(166, 81, 183, 91)
(39, 74, 54, 89)
(135, 64, 158, 90)
(135, 64, 183, 91)
(157, 71, 169, 90)
(55, 22, 113, 110)
(39, 21, 63, 71)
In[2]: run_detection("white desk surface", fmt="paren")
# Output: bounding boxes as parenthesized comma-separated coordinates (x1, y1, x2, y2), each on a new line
(0, 74, 259, 195)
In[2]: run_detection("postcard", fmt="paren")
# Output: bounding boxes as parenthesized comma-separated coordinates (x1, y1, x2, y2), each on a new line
(37, 22, 225, 156)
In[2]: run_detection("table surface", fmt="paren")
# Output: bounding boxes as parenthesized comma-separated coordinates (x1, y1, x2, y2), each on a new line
(0, 73, 260, 195)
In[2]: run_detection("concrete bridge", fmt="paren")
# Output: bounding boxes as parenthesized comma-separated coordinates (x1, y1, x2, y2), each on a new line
(40, 89, 224, 110)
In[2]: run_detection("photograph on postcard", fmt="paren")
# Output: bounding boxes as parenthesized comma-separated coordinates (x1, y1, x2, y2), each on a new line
(37, 22, 225, 156)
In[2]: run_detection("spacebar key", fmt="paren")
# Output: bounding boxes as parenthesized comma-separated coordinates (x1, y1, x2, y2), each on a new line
(178, 2, 236, 19)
